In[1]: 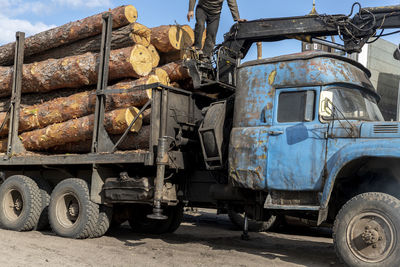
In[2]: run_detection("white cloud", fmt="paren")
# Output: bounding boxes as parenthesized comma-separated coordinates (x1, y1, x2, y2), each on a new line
(0, 0, 50, 16)
(0, 0, 112, 44)
(0, 14, 56, 44)
(53, 0, 111, 8)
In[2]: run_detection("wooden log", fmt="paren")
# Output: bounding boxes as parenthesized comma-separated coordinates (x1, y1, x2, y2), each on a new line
(0, 75, 157, 135)
(25, 23, 151, 63)
(153, 68, 170, 86)
(140, 109, 151, 125)
(130, 23, 152, 47)
(150, 25, 194, 53)
(0, 45, 153, 97)
(20, 107, 143, 151)
(159, 50, 190, 65)
(147, 44, 160, 68)
(160, 61, 190, 82)
(169, 82, 181, 88)
(0, 5, 138, 66)
(46, 125, 150, 153)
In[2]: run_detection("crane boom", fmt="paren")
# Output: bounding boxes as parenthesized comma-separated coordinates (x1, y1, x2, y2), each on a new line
(185, 3, 400, 91)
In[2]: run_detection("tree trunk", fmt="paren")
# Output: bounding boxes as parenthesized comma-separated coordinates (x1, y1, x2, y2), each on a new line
(0, 45, 152, 97)
(160, 61, 190, 82)
(147, 44, 160, 68)
(20, 107, 143, 151)
(0, 76, 157, 135)
(152, 68, 170, 86)
(159, 50, 191, 65)
(0, 5, 138, 66)
(25, 23, 151, 63)
(151, 25, 194, 53)
(46, 125, 150, 153)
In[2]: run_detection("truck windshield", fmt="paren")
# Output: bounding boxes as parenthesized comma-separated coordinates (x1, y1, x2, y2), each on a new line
(325, 87, 384, 121)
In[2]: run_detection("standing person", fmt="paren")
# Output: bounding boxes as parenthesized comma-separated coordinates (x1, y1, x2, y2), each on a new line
(187, 0, 245, 60)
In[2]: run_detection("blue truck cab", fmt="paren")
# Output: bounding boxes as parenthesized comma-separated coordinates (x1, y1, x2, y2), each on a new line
(225, 51, 400, 265)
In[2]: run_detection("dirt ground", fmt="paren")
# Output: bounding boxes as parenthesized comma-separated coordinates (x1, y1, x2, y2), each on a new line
(0, 209, 344, 267)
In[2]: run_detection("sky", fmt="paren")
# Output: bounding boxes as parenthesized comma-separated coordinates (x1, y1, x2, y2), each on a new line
(0, 0, 399, 61)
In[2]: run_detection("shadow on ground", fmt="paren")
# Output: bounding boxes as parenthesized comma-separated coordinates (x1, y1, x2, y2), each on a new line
(106, 210, 344, 267)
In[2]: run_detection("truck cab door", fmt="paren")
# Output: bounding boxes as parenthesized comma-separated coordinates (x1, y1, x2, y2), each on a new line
(266, 88, 327, 191)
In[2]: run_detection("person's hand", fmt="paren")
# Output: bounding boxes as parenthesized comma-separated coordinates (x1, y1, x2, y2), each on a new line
(187, 11, 194, 22)
(237, 18, 247, 22)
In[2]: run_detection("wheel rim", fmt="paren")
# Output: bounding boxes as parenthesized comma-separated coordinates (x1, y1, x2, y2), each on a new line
(3, 188, 23, 221)
(346, 210, 396, 263)
(55, 192, 81, 228)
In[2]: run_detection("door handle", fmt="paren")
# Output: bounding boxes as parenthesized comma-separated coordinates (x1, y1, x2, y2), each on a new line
(268, 130, 284, 136)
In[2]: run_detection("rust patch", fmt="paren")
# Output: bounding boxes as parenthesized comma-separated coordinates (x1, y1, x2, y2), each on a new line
(268, 70, 277, 85)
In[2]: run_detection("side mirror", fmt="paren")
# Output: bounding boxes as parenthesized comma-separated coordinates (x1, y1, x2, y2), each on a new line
(319, 91, 333, 118)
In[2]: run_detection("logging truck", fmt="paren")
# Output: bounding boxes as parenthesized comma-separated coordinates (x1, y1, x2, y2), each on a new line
(0, 3, 400, 267)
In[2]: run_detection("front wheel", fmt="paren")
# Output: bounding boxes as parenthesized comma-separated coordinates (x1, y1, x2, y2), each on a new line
(333, 192, 400, 267)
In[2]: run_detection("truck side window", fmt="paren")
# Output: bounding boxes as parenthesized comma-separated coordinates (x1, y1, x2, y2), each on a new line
(277, 91, 315, 122)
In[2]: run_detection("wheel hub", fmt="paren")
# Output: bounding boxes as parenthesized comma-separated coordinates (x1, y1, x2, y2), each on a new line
(361, 227, 380, 245)
(68, 202, 79, 217)
(347, 211, 395, 263)
(14, 197, 22, 211)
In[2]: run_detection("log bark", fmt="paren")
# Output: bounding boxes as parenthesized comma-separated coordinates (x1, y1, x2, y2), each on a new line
(25, 23, 151, 63)
(20, 107, 143, 151)
(0, 45, 153, 97)
(160, 61, 190, 82)
(147, 44, 160, 68)
(0, 76, 157, 135)
(0, 5, 138, 66)
(151, 25, 194, 53)
(46, 125, 150, 153)
(159, 50, 191, 65)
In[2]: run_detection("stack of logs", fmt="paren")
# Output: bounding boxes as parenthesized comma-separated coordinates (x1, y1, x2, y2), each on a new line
(0, 4, 196, 153)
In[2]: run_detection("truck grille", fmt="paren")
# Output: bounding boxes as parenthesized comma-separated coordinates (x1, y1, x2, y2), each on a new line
(373, 124, 399, 134)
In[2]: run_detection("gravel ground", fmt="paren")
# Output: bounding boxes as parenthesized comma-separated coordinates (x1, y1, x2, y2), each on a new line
(0, 209, 344, 267)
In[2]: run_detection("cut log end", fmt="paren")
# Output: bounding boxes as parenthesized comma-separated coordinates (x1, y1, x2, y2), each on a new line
(151, 25, 194, 53)
(154, 68, 170, 86)
(124, 5, 138, 23)
(129, 45, 153, 77)
(147, 44, 160, 68)
(125, 107, 142, 133)
(130, 23, 151, 47)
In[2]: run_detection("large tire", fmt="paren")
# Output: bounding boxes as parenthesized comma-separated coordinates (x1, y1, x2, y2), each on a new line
(129, 204, 183, 234)
(31, 178, 52, 230)
(91, 205, 113, 238)
(333, 192, 400, 267)
(49, 178, 99, 239)
(228, 209, 280, 232)
(167, 204, 184, 233)
(0, 175, 42, 231)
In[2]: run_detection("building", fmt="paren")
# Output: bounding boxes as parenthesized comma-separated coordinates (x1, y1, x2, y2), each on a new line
(357, 39, 400, 121)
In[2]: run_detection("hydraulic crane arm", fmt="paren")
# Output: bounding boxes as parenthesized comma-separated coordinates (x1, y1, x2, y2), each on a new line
(222, 4, 400, 57)
(186, 3, 400, 91)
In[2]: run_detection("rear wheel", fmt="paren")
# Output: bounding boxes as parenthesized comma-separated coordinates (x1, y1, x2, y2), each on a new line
(32, 177, 52, 230)
(49, 178, 99, 239)
(129, 204, 183, 234)
(333, 192, 400, 267)
(0, 175, 42, 231)
(91, 205, 113, 238)
(228, 209, 280, 232)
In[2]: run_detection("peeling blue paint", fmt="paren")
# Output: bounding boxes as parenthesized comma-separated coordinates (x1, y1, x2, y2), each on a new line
(228, 51, 393, 208)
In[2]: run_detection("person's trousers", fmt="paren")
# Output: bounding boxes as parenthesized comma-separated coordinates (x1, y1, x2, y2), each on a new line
(194, 6, 221, 57)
